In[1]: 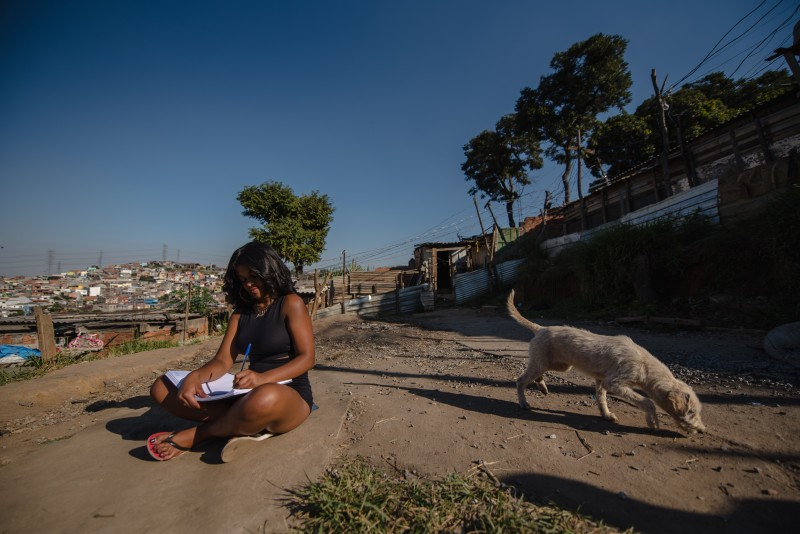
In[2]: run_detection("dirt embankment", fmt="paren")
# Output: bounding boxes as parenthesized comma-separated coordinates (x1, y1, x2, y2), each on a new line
(1, 307, 799, 533)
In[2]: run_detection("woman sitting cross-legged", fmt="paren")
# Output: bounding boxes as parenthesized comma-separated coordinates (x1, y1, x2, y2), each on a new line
(148, 241, 315, 461)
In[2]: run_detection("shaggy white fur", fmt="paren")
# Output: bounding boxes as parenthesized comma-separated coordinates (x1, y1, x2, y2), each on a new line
(507, 290, 705, 434)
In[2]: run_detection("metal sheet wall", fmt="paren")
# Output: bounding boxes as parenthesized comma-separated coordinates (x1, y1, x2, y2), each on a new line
(542, 179, 719, 257)
(453, 259, 524, 305)
(314, 285, 429, 319)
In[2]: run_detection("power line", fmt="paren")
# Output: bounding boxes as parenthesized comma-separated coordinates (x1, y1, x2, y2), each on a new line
(729, 4, 800, 78)
(670, 0, 796, 91)
(671, 0, 772, 89)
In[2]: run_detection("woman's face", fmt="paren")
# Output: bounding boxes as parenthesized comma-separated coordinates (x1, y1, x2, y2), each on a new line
(235, 264, 267, 302)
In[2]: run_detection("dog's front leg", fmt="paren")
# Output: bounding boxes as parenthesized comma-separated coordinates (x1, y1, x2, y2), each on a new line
(595, 381, 618, 422)
(604, 382, 659, 429)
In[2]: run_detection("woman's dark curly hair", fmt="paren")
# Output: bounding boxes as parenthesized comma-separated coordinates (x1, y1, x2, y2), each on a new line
(222, 241, 296, 309)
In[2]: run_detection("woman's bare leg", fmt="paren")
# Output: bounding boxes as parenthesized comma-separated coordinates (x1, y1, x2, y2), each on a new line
(150, 375, 233, 422)
(149, 381, 311, 460)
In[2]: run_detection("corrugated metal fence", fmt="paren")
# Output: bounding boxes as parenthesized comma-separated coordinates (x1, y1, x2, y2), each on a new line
(314, 284, 433, 319)
(541, 178, 719, 257)
(313, 258, 527, 317)
(453, 259, 524, 305)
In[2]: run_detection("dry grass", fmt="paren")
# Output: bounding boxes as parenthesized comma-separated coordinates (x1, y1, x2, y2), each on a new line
(287, 456, 633, 533)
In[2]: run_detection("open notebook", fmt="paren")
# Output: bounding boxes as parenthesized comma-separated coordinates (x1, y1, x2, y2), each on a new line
(165, 370, 291, 402)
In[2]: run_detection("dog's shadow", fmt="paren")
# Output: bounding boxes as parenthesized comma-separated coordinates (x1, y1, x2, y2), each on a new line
(362, 382, 683, 438)
(99, 396, 226, 463)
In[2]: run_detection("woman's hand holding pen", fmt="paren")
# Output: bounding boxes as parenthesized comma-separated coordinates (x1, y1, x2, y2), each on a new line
(233, 343, 256, 389)
(232, 369, 261, 389)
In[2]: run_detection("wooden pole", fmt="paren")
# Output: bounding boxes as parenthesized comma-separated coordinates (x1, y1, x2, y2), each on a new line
(576, 128, 588, 231)
(473, 195, 492, 257)
(485, 202, 508, 245)
(311, 270, 330, 320)
(312, 269, 319, 316)
(182, 282, 191, 345)
(536, 191, 552, 244)
(341, 250, 347, 299)
(34, 307, 57, 363)
(473, 194, 496, 292)
(651, 69, 674, 197)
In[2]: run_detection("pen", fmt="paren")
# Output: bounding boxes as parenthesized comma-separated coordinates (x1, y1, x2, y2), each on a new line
(240, 343, 251, 372)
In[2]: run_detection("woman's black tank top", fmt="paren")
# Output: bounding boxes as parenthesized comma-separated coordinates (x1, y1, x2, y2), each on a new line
(236, 297, 294, 372)
(235, 295, 293, 370)
(234, 295, 315, 408)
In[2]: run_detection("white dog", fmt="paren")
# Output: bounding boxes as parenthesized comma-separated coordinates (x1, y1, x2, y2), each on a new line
(507, 290, 705, 433)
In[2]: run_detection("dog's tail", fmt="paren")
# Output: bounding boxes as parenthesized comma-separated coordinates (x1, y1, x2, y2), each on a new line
(506, 289, 541, 333)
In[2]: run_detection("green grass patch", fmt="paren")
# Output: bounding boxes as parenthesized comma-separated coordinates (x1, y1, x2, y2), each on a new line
(515, 186, 800, 328)
(287, 457, 631, 533)
(105, 338, 180, 357)
(0, 337, 202, 386)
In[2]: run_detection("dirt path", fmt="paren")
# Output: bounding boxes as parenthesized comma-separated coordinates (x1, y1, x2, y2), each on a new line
(1, 306, 798, 533)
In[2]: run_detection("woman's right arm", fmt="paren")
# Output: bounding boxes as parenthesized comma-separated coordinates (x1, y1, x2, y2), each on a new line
(177, 313, 241, 409)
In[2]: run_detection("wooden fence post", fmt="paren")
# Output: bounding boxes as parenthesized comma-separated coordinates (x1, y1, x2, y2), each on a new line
(182, 282, 192, 345)
(34, 307, 57, 363)
(395, 279, 401, 315)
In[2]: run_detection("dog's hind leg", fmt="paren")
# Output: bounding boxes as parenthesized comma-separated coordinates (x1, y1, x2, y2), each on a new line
(603, 380, 659, 429)
(595, 381, 618, 422)
(516, 363, 547, 410)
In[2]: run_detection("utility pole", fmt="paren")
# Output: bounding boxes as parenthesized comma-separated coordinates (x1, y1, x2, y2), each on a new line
(472, 195, 492, 262)
(341, 250, 346, 298)
(576, 128, 588, 230)
(651, 69, 674, 198)
(182, 281, 192, 345)
(484, 202, 508, 245)
(567, 130, 589, 230)
(536, 191, 552, 244)
(765, 21, 800, 94)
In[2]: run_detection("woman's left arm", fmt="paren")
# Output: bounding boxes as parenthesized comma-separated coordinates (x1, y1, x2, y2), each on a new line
(282, 292, 315, 375)
(235, 294, 315, 387)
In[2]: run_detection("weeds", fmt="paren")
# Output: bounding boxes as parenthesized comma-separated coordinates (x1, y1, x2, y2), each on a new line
(517, 186, 800, 327)
(287, 456, 630, 533)
(105, 338, 180, 357)
(0, 337, 196, 385)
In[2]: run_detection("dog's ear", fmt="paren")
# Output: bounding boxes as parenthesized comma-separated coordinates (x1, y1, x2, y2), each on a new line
(667, 391, 690, 414)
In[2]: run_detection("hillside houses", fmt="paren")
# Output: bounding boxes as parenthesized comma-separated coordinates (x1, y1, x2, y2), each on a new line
(0, 262, 226, 317)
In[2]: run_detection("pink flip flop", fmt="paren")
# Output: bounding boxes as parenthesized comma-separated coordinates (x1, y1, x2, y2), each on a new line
(147, 431, 191, 461)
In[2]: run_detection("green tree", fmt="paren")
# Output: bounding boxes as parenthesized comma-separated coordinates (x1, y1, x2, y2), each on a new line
(589, 69, 791, 179)
(516, 33, 632, 205)
(237, 181, 334, 274)
(587, 113, 654, 179)
(462, 114, 542, 227)
(160, 286, 219, 315)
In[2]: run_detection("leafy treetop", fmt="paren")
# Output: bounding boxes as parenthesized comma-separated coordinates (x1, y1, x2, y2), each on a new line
(237, 181, 335, 274)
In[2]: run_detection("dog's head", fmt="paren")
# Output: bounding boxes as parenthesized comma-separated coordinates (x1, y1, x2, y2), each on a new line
(666, 383, 706, 434)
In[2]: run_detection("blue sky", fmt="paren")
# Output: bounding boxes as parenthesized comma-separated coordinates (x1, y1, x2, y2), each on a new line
(1, 0, 796, 277)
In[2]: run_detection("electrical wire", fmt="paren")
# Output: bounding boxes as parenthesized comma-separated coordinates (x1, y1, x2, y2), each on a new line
(729, 5, 800, 78)
(671, 0, 773, 90)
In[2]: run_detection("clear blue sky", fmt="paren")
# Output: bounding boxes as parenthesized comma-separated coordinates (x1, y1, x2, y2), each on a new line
(1, 0, 796, 277)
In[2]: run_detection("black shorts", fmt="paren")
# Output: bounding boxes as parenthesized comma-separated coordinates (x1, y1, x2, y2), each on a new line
(250, 359, 314, 409)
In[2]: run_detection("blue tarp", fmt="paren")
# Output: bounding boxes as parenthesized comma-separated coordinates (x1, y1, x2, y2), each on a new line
(0, 345, 41, 360)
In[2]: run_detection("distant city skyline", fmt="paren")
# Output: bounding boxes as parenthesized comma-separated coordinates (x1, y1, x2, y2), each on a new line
(2, 1, 796, 277)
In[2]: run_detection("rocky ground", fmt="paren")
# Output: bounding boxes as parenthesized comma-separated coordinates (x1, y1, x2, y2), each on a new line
(1, 305, 798, 533)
